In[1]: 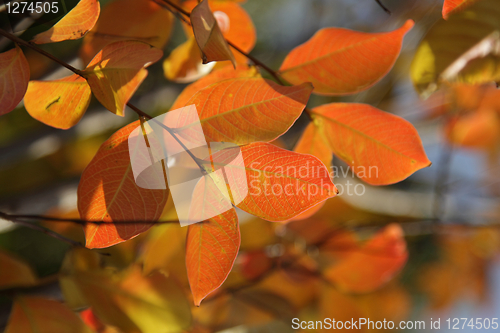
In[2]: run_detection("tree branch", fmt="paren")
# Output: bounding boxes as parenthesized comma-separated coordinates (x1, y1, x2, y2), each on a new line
(374, 0, 391, 14)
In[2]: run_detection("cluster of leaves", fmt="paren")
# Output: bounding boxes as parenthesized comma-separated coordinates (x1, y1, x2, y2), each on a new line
(8, 0, 500, 331)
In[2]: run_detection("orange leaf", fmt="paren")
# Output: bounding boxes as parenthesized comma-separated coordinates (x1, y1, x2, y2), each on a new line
(279, 20, 414, 95)
(163, 36, 215, 83)
(24, 74, 91, 129)
(171, 65, 259, 109)
(190, 0, 236, 66)
(80, 0, 173, 65)
(184, 0, 256, 64)
(324, 224, 408, 293)
(301, 103, 431, 185)
(294, 121, 332, 168)
(183, 78, 313, 145)
(0, 46, 29, 116)
(5, 296, 93, 333)
(445, 108, 500, 149)
(443, 0, 479, 19)
(186, 208, 240, 306)
(0, 250, 37, 289)
(32, 0, 100, 44)
(77, 121, 169, 248)
(236, 142, 338, 221)
(82, 41, 162, 116)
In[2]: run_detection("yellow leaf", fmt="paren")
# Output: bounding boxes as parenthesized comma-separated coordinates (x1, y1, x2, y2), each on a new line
(32, 0, 100, 44)
(82, 41, 162, 116)
(24, 74, 91, 129)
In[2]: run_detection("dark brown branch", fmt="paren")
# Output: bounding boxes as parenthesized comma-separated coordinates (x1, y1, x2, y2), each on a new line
(0, 28, 83, 76)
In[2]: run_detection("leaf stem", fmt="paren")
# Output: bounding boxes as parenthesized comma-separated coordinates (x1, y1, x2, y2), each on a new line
(0, 28, 83, 76)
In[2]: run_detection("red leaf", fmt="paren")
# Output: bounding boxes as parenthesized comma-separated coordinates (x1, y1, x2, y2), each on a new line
(296, 103, 431, 185)
(279, 20, 414, 95)
(324, 224, 408, 293)
(443, 0, 479, 19)
(0, 46, 29, 116)
(186, 208, 240, 306)
(236, 142, 338, 221)
(77, 121, 169, 248)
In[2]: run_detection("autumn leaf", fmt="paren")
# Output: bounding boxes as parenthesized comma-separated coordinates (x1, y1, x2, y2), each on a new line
(24, 74, 91, 129)
(80, 0, 173, 65)
(186, 208, 240, 306)
(234, 142, 338, 221)
(163, 36, 215, 83)
(5, 296, 93, 333)
(0, 250, 37, 289)
(445, 108, 500, 149)
(411, 0, 500, 97)
(323, 224, 408, 293)
(279, 20, 414, 95)
(0, 46, 30, 116)
(171, 65, 259, 109)
(190, 0, 236, 66)
(32, 0, 100, 44)
(77, 121, 169, 249)
(182, 78, 313, 145)
(295, 103, 431, 185)
(68, 265, 191, 333)
(184, 0, 256, 64)
(443, 0, 479, 19)
(82, 41, 162, 116)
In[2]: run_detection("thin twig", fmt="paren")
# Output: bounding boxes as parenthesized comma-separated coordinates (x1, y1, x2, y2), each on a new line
(375, 0, 391, 14)
(0, 28, 83, 76)
(0, 212, 83, 247)
(160, 0, 285, 84)
(433, 143, 453, 222)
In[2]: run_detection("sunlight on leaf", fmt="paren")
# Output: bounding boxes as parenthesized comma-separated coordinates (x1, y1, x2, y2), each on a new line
(77, 121, 169, 249)
(82, 41, 162, 116)
(32, 0, 100, 44)
(24, 74, 91, 129)
(186, 208, 240, 306)
(279, 20, 414, 95)
(443, 0, 479, 19)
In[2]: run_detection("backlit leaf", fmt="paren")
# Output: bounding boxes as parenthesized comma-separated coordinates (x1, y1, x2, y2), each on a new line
(186, 208, 240, 306)
(411, 0, 500, 97)
(0, 250, 37, 289)
(190, 0, 236, 66)
(0, 46, 29, 116)
(171, 65, 259, 110)
(279, 20, 414, 95)
(323, 224, 408, 293)
(69, 265, 191, 333)
(80, 0, 173, 65)
(24, 74, 91, 129)
(82, 41, 162, 116)
(445, 108, 500, 149)
(298, 103, 431, 185)
(32, 0, 100, 44)
(77, 121, 169, 249)
(5, 296, 93, 333)
(443, 0, 479, 19)
(236, 142, 338, 221)
(163, 36, 215, 83)
(183, 78, 313, 145)
(184, 0, 256, 64)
